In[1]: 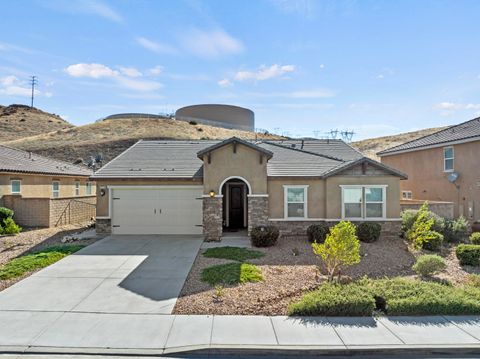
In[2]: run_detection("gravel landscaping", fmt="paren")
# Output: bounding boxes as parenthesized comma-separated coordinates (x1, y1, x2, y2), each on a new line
(173, 234, 416, 315)
(0, 223, 101, 291)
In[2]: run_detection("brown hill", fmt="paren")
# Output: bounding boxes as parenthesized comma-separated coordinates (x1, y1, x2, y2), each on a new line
(0, 104, 72, 142)
(2, 117, 282, 164)
(351, 127, 447, 160)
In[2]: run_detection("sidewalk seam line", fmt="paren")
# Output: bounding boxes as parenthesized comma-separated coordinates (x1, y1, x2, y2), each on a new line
(442, 315, 480, 342)
(163, 315, 177, 349)
(269, 317, 280, 345)
(327, 318, 347, 349)
(376, 317, 406, 344)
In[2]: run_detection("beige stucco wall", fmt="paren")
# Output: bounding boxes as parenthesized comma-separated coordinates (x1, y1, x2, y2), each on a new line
(0, 172, 95, 201)
(201, 143, 268, 195)
(95, 178, 202, 217)
(268, 178, 326, 219)
(325, 175, 402, 218)
(381, 141, 480, 220)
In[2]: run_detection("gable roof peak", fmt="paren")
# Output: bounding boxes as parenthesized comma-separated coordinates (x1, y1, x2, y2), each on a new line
(196, 136, 273, 159)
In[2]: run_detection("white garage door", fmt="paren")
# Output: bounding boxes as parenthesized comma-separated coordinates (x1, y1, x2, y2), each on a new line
(111, 186, 203, 235)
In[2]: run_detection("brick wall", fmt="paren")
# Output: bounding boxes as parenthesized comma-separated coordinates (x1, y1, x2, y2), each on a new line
(96, 218, 111, 234)
(203, 196, 222, 241)
(2, 195, 96, 228)
(247, 196, 269, 234)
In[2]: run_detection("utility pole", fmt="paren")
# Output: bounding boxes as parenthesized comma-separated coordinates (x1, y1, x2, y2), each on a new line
(30, 76, 37, 108)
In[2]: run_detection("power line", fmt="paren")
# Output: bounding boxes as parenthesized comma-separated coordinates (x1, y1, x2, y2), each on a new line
(30, 76, 38, 108)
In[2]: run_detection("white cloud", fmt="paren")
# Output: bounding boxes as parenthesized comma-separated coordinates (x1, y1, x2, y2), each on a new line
(64, 63, 119, 78)
(218, 78, 233, 87)
(0, 75, 17, 86)
(43, 0, 123, 23)
(0, 75, 46, 97)
(136, 37, 177, 54)
(64, 63, 162, 92)
(0, 42, 32, 53)
(180, 28, 244, 58)
(148, 65, 164, 76)
(234, 64, 295, 82)
(434, 102, 480, 111)
(247, 89, 335, 99)
(118, 67, 142, 77)
(319, 64, 325, 69)
(82, 0, 123, 22)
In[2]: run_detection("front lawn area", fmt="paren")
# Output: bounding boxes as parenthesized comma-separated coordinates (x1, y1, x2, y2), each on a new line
(288, 277, 480, 316)
(0, 245, 85, 280)
(201, 262, 263, 285)
(203, 246, 264, 262)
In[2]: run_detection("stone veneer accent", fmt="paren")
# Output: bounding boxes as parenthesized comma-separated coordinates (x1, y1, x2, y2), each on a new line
(247, 196, 269, 234)
(203, 196, 223, 241)
(96, 218, 112, 234)
(269, 220, 402, 239)
(401, 202, 454, 220)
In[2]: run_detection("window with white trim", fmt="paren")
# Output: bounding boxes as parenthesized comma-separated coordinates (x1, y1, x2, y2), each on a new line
(75, 181, 80, 196)
(86, 182, 93, 195)
(284, 185, 308, 218)
(341, 186, 386, 219)
(52, 181, 60, 198)
(10, 180, 21, 194)
(444, 146, 454, 172)
(402, 191, 412, 200)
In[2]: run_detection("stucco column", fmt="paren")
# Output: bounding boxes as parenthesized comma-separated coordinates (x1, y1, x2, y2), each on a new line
(203, 196, 223, 241)
(247, 196, 269, 234)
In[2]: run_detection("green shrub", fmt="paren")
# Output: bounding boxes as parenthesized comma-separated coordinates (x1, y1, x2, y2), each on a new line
(203, 247, 264, 262)
(2, 217, 21, 235)
(465, 274, 480, 288)
(401, 209, 418, 234)
(0, 207, 14, 223)
(402, 205, 445, 236)
(201, 262, 263, 285)
(312, 221, 360, 281)
(250, 225, 279, 247)
(456, 244, 480, 266)
(306, 224, 329, 243)
(356, 222, 382, 243)
(406, 202, 444, 250)
(444, 217, 469, 243)
(420, 231, 444, 251)
(188, 120, 197, 125)
(470, 232, 480, 245)
(288, 282, 376, 316)
(412, 255, 446, 276)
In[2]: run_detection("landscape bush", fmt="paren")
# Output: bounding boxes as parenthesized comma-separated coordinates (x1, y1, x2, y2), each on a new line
(188, 120, 197, 125)
(470, 232, 480, 245)
(444, 216, 469, 243)
(312, 221, 360, 282)
(0, 207, 14, 222)
(412, 254, 447, 277)
(356, 222, 382, 243)
(401, 209, 418, 235)
(306, 223, 329, 243)
(288, 277, 480, 316)
(250, 225, 279, 247)
(406, 202, 444, 251)
(2, 217, 22, 235)
(456, 244, 480, 266)
(401, 205, 445, 236)
(465, 274, 480, 288)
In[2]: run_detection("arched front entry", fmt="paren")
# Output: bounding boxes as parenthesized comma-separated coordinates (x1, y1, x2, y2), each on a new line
(220, 176, 251, 232)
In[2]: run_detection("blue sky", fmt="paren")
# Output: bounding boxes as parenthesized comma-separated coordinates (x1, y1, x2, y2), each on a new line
(1, 0, 479, 140)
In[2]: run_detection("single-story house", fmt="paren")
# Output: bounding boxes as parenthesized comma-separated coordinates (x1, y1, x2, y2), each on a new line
(92, 137, 407, 240)
(378, 117, 480, 220)
(0, 145, 96, 227)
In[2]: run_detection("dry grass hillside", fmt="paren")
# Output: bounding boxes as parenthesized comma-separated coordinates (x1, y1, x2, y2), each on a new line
(0, 104, 72, 142)
(351, 127, 447, 160)
(2, 117, 281, 163)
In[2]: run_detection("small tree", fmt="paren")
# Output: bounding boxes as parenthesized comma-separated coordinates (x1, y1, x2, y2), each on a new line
(407, 201, 443, 250)
(312, 221, 361, 282)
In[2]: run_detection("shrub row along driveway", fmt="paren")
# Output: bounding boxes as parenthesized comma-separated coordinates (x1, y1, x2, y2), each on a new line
(0, 235, 203, 314)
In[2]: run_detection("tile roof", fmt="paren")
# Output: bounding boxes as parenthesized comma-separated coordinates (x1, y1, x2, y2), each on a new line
(92, 138, 402, 179)
(0, 145, 92, 177)
(197, 137, 273, 159)
(378, 117, 480, 156)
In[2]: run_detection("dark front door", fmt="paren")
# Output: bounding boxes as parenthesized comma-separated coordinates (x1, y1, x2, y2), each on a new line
(229, 185, 245, 228)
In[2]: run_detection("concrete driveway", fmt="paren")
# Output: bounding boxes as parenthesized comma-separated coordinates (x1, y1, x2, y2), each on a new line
(0, 235, 203, 314)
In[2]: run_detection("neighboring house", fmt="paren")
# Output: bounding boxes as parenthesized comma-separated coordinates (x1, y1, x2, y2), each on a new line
(92, 137, 406, 241)
(378, 117, 480, 220)
(0, 145, 96, 227)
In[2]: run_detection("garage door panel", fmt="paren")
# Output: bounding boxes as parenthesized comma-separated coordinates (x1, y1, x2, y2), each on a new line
(111, 187, 203, 235)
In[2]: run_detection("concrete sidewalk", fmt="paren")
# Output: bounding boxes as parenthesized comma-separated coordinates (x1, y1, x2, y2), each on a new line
(1, 311, 480, 356)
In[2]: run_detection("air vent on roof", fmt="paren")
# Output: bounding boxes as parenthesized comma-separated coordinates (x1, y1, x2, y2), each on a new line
(129, 168, 142, 171)
(162, 168, 175, 171)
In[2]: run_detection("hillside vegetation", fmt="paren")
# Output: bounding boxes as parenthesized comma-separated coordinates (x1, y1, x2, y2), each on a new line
(351, 127, 447, 160)
(2, 116, 281, 163)
(0, 104, 72, 142)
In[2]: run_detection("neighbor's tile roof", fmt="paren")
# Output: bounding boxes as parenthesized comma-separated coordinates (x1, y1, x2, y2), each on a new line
(378, 117, 480, 156)
(0, 145, 92, 177)
(92, 138, 400, 179)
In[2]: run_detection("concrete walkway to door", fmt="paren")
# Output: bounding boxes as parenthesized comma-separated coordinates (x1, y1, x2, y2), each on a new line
(0, 235, 203, 314)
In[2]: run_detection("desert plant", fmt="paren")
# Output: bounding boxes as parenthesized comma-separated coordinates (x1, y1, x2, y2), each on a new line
(470, 232, 480, 245)
(444, 216, 469, 243)
(407, 202, 443, 250)
(356, 222, 382, 243)
(2, 217, 21, 235)
(312, 221, 361, 282)
(306, 223, 329, 243)
(0, 207, 14, 223)
(456, 245, 480, 266)
(401, 209, 418, 234)
(412, 255, 447, 277)
(250, 225, 279, 247)
(465, 274, 480, 288)
(402, 204, 445, 236)
(188, 120, 197, 125)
